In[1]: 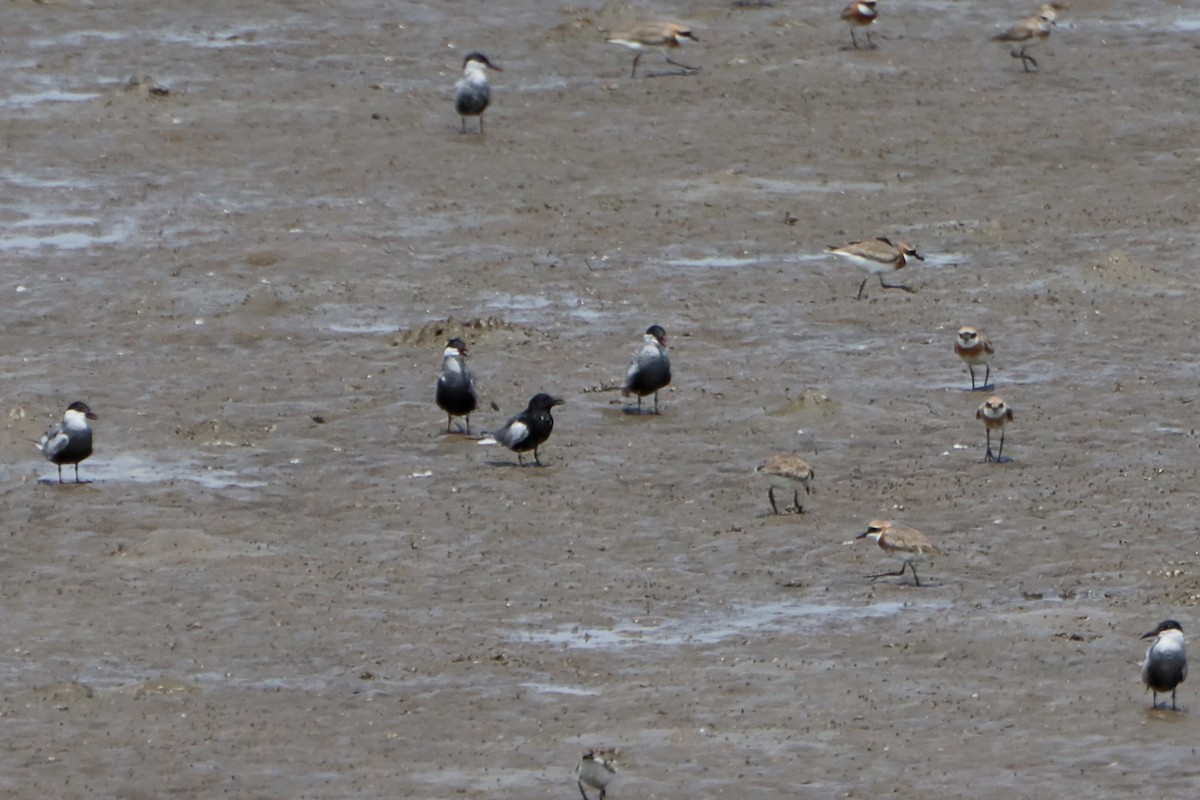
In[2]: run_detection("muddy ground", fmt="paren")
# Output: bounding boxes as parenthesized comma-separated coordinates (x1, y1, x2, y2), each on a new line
(2, 0, 1200, 797)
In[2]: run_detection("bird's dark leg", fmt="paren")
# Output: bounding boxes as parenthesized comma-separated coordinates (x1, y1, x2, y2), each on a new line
(653, 392, 659, 415)
(446, 415, 453, 434)
(533, 446, 542, 467)
(460, 116, 467, 134)
(75, 464, 82, 484)
(631, 52, 642, 78)
(768, 487, 779, 515)
(983, 364, 991, 390)
(578, 779, 590, 800)
(984, 429, 996, 463)
(664, 56, 698, 72)
(637, 395, 643, 413)
(793, 489, 803, 513)
(909, 563, 921, 587)
(1171, 689, 1178, 711)
(850, 29, 860, 50)
(464, 415, 471, 435)
(880, 275, 914, 293)
(479, 115, 485, 134)
(516, 452, 525, 467)
(866, 30, 876, 49)
(968, 365, 977, 390)
(867, 565, 909, 579)
(856, 277, 869, 300)
(996, 429, 1006, 461)
(58, 465, 64, 484)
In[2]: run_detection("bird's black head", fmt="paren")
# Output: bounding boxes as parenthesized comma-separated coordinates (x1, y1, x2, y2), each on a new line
(1142, 619, 1184, 639)
(463, 52, 502, 71)
(67, 401, 98, 420)
(645, 324, 667, 345)
(528, 393, 564, 411)
(446, 337, 469, 355)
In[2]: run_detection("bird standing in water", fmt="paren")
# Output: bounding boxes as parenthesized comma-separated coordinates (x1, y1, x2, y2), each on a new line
(622, 324, 671, 414)
(37, 401, 98, 484)
(435, 338, 478, 433)
(454, 52, 501, 134)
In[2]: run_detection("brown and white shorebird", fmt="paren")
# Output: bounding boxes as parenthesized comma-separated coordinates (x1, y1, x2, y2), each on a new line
(856, 520, 943, 586)
(993, 9, 1057, 72)
(756, 453, 815, 515)
(576, 749, 617, 800)
(606, 21, 699, 78)
(976, 395, 1014, 463)
(826, 237, 923, 299)
(840, 0, 879, 50)
(954, 326, 995, 391)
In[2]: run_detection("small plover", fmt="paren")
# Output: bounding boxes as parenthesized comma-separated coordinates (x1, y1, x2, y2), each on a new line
(622, 324, 671, 414)
(840, 0, 878, 50)
(1142, 620, 1187, 711)
(976, 395, 1014, 463)
(435, 338, 478, 434)
(576, 749, 617, 800)
(826, 237, 923, 299)
(454, 52, 501, 134)
(756, 453, 814, 515)
(479, 393, 563, 466)
(954, 326, 995, 391)
(37, 401, 98, 484)
(606, 21, 699, 78)
(857, 520, 943, 586)
(993, 11, 1056, 72)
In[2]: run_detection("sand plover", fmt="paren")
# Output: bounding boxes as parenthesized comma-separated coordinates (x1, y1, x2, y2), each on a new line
(954, 326, 995, 391)
(840, 0, 878, 50)
(1142, 620, 1187, 711)
(435, 338, 478, 434)
(826, 237, 922, 299)
(479, 393, 563, 466)
(606, 21, 699, 78)
(37, 401, 98, 484)
(454, 52, 501, 133)
(576, 749, 617, 800)
(756, 453, 814, 515)
(857, 520, 943, 586)
(976, 395, 1014, 463)
(993, 11, 1056, 72)
(623, 324, 671, 414)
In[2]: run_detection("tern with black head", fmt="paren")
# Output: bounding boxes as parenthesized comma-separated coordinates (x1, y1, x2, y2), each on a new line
(1141, 619, 1187, 711)
(454, 52, 501, 134)
(37, 401, 98, 484)
(435, 338, 478, 434)
(478, 393, 563, 466)
(622, 324, 671, 414)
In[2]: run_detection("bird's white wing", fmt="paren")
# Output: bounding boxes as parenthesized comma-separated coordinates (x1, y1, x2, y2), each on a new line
(40, 428, 69, 459)
(500, 420, 529, 448)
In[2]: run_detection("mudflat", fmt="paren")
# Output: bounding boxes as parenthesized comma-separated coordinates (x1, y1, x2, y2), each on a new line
(2, 1, 1199, 797)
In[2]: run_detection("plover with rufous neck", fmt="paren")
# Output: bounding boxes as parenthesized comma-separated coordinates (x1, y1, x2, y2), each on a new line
(755, 453, 815, 515)
(606, 21, 699, 78)
(955, 326, 995, 391)
(993, 11, 1055, 72)
(826, 237, 923, 299)
(1142, 620, 1187, 711)
(976, 395, 1014, 463)
(856, 520, 943, 586)
(840, 1, 878, 50)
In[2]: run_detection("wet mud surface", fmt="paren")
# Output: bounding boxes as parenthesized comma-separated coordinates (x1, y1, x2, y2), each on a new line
(2, 0, 1200, 797)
